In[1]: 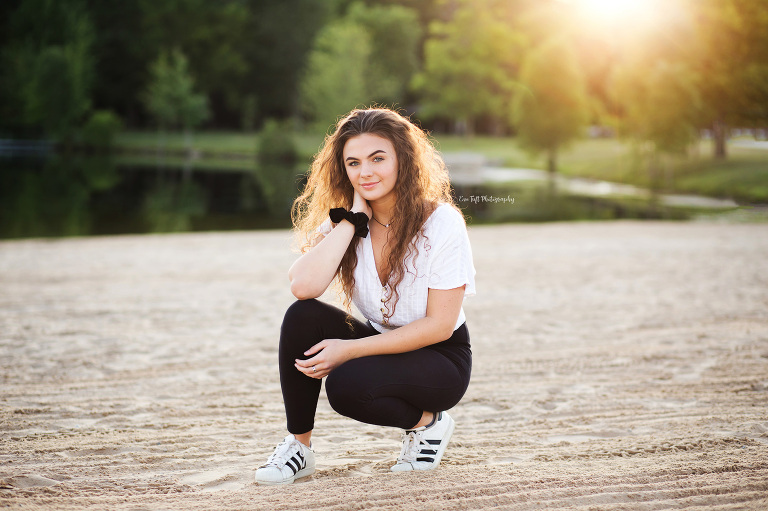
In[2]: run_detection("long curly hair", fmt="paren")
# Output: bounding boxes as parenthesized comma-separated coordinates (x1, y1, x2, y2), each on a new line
(292, 108, 455, 318)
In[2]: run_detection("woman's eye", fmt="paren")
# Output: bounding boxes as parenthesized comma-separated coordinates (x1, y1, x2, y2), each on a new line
(373, 156, 383, 162)
(348, 161, 359, 167)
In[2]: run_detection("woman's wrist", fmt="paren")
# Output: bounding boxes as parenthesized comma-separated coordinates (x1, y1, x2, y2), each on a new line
(330, 208, 369, 238)
(345, 338, 367, 360)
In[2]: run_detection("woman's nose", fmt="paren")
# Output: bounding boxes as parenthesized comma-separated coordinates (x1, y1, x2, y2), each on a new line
(360, 163, 374, 177)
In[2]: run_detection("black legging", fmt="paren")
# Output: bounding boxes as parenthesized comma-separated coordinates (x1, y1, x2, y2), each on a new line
(279, 299, 472, 434)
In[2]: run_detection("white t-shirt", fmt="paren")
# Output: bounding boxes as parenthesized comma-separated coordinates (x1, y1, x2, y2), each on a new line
(319, 203, 476, 333)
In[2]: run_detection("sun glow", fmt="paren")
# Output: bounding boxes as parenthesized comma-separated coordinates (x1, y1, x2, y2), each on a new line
(571, 0, 662, 31)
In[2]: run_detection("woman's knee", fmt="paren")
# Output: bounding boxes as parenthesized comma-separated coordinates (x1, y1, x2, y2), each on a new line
(282, 298, 325, 326)
(280, 299, 332, 340)
(279, 300, 327, 358)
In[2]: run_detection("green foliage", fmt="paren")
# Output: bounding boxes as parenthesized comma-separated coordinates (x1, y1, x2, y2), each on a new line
(346, 2, 422, 104)
(248, 0, 335, 120)
(691, 0, 768, 127)
(138, 0, 249, 114)
(255, 120, 302, 217)
(612, 60, 701, 155)
(81, 110, 123, 149)
(26, 46, 93, 142)
(412, 0, 523, 133)
(3, 0, 767, 165)
(301, 2, 421, 129)
(1, 0, 94, 140)
(73, 0, 334, 127)
(512, 37, 588, 170)
(301, 21, 372, 129)
(143, 49, 209, 131)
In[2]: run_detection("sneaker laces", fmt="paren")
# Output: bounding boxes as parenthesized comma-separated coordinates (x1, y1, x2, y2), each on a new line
(262, 436, 299, 468)
(396, 429, 425, 464)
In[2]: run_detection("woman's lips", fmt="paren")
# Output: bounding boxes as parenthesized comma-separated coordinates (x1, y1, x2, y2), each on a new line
(361, 181, 379, 190)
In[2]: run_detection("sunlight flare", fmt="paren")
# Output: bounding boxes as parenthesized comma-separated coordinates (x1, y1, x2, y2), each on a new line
(571, 0, 662, 30)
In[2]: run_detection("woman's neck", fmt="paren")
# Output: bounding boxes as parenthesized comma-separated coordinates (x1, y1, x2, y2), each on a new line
(369, 196, 396, 226)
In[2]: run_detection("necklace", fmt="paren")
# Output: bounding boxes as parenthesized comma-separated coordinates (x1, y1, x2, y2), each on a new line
(372, 215, 391, 228)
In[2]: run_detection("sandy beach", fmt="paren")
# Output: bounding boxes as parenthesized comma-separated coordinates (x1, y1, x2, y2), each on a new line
(1, 220, 767, 510)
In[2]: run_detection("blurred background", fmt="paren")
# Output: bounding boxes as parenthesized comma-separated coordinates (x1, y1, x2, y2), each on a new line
(1, 0, 767, 239)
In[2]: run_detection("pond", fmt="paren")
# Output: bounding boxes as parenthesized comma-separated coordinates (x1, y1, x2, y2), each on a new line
(0, 154, 721, 240)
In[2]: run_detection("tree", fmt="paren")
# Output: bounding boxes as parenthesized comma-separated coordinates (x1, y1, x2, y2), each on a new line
(611, 59, 701, 188)
(81, 110, 123, 150)
(79, 0, 331, 128)
(25, 45, 93, 143)
(512, 36, 588, 181)
(83, 0, 148, 126)
(143, 49, 209, 148)
(1, 0, 94, 141)
(412, 0, 523, 135)
(247, 0, 334, 122)
(301, 21, 372, 129)
(613, 60, 701, 154)
(346, 2, 421, 105)
(300, 2, 421, 129)
(138, 0, 250, 124)
(689, 0, 768, 158)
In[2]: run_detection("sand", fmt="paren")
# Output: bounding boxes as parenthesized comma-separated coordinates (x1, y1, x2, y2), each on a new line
(1, 221, 767, 510)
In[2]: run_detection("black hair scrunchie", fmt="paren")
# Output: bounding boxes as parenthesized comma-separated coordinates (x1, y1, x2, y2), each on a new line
(329, 208, 369, 238)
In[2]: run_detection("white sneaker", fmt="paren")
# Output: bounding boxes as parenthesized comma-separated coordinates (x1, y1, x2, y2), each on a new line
(391, 411, 455, 472)
(254, 434, 315, 485)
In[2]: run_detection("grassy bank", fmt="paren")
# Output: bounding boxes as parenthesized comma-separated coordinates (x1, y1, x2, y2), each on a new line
(115, 131, 768, 203)
(115, 130, 325, 161)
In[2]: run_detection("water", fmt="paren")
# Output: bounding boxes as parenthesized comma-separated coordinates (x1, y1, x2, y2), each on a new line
(0, 155, 730, 240)
(0, 155, 289, 240)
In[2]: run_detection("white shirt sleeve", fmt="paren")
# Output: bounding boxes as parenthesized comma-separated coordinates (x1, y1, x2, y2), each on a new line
(427, 207, 477, 297)
(317, 218, 333, 237)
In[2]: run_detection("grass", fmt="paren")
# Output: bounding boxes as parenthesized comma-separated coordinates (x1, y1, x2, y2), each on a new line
(116, 130, 324, 160)
(114, 131, 768, 204)
(115, 153, 257, 172)
(672, 143, 768, 203)
(433, 135, 768, 203)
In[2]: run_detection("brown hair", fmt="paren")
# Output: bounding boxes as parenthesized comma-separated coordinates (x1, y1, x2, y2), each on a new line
(292, 108, 456, 318)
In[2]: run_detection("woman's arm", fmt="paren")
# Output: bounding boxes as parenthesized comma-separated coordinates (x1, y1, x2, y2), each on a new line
(288, 220, 355, 300)
(295, 285, 466, 378)
(288, 191, 372, 300)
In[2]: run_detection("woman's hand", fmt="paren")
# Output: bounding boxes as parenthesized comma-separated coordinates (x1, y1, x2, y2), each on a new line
(295, 338, 356, 379)
(351, 189, 372, 220)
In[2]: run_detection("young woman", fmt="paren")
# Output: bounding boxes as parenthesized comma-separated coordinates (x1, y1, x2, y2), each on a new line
(255, 108, 476, 485)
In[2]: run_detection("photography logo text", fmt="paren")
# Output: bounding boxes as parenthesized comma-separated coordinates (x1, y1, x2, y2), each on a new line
(457, 195, 515, 204)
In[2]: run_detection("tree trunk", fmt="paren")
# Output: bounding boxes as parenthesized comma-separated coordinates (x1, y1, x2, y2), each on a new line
(455, 117, 475, 138)
(184, 127, 193, 155)
(156, 127, 166, 173)
(547, 148, 557, 194)
(713, 119, 727, 159)
(647, 149, 661, 217)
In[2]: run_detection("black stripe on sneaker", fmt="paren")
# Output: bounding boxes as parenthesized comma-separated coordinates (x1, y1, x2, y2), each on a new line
(286, 456, 300, 474)
(420, 449, 438, 456)
(417, 456, 435, 462)
(427, 439, 442, 445)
